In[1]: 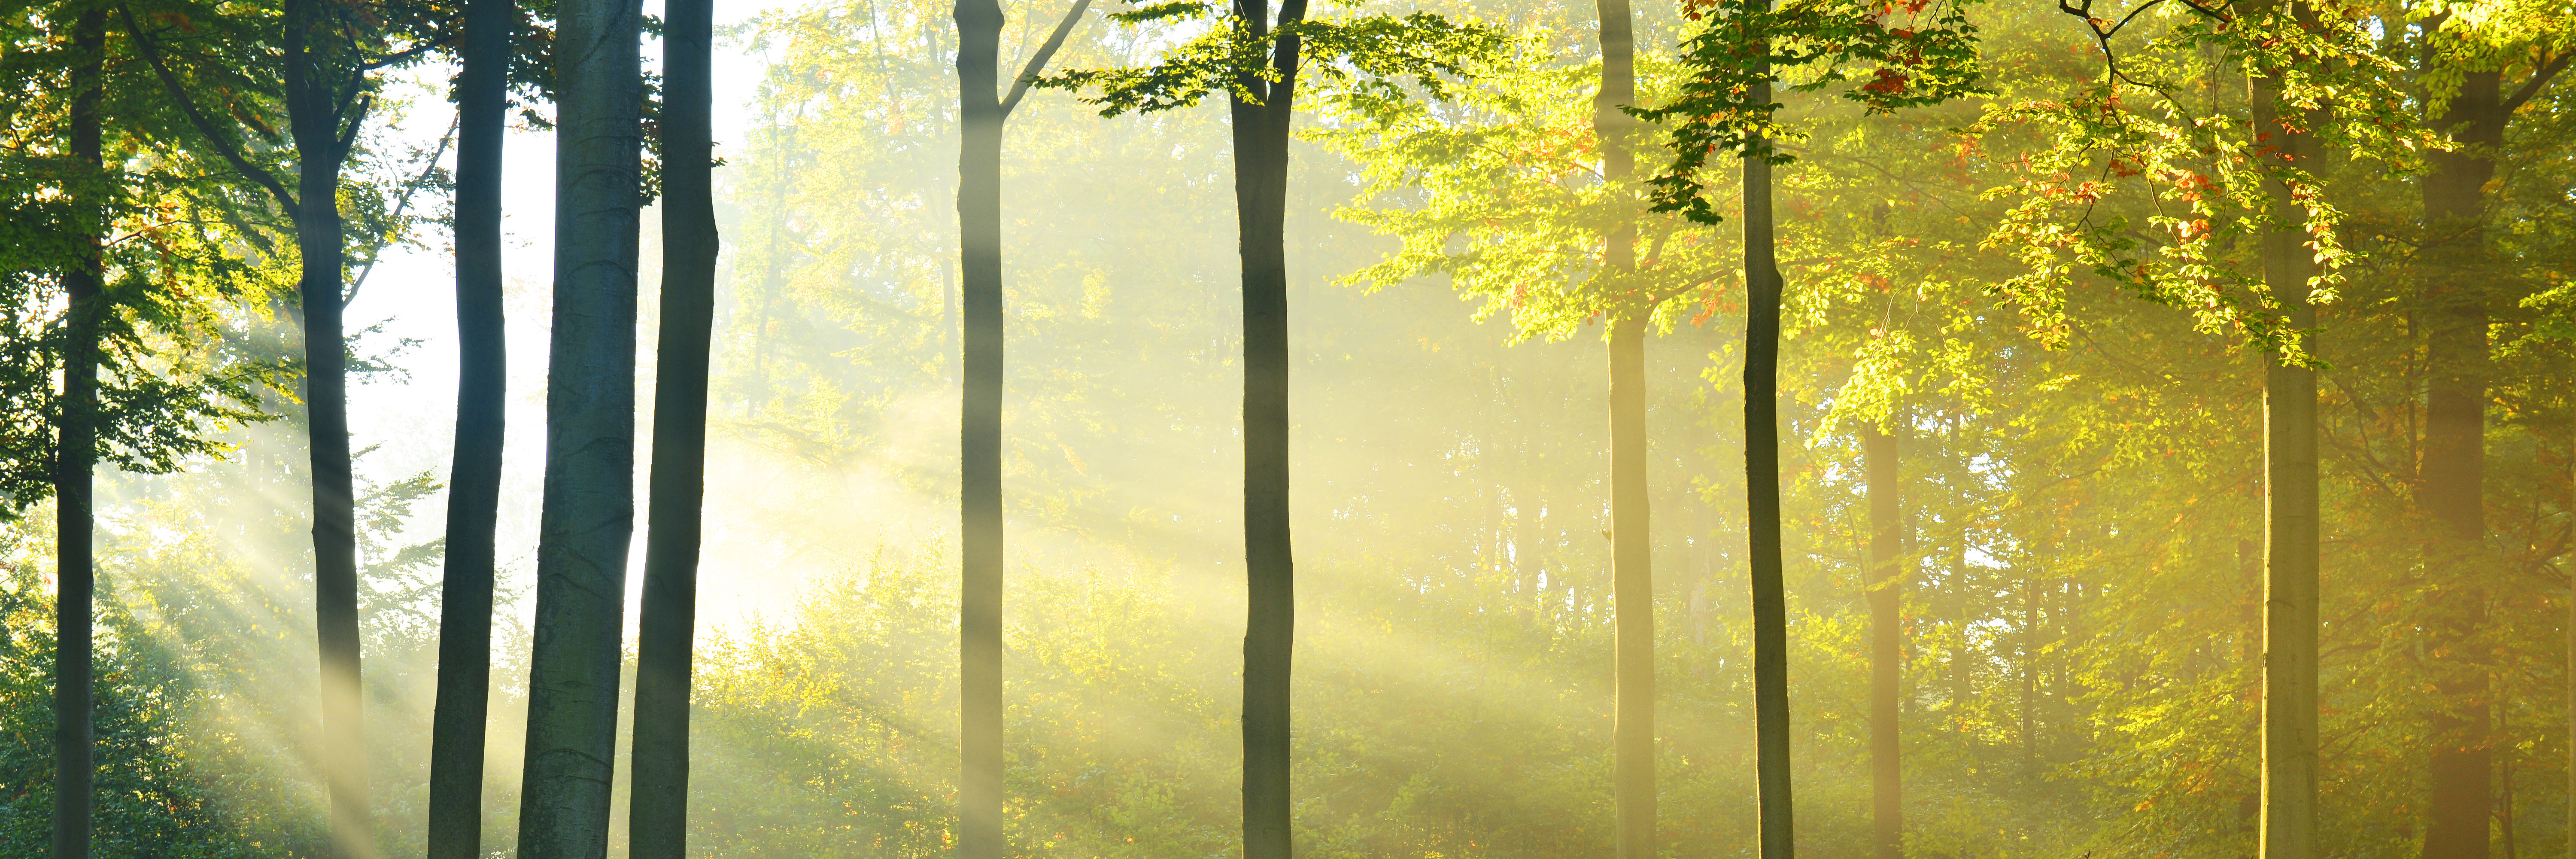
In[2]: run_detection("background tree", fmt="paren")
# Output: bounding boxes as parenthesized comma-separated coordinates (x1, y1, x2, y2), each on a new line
(1041, 6, 1498, 856)
(950, 0, 1085, 853)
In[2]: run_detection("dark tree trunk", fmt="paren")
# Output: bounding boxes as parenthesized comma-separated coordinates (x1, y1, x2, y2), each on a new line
(49, 10, 105, 857)
(2416, 65, 2501, 859)
(2251, 19, 2321, 857)
(1742, 69, 1795, 859)
(630, 0, 717, 855)
(1865, 425, 1902, 859)
(1233, 2, 1306, 853)
(282, 0, 371, 847)
(425, 2, 512, 855)
(516, 0, 643, 856)
(954, 0, 1005, 851)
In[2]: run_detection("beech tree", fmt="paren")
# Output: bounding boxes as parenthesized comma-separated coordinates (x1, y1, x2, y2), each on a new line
(1040, 8, 1500, 855)
(516, 0, 643, 856)
(950, 0, 1087, 852)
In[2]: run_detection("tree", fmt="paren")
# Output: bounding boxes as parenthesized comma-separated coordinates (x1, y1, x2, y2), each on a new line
(951, 0, 1087, 853)
(631, 0, 717, 854)
(2398, 9, 2572, 855)
(425, 0, 513, 856)
(1864, 421, 1901, 859)
(1040, 8, 1499, 856)
(127, 1, 458, 850)
(1634, 2, 1982, 856)
(516, 0, 642, 856)
(51, 11, 106, 857)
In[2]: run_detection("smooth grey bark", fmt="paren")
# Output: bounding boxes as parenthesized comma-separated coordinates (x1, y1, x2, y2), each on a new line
(1865, 425, 1903, 859)
(515, 0, 644, 856)
(953, 4, 1088, 855)
(1592, 0, 1651, 850)
(2250, 22, 2320, 859)
(1231, 0, 1307, 853)
(425, 1, 512, 855)
(50, 10, 104, 857)
(954, 0, 1005, 849)
(1743, 68, 1795, 859)
(630, 0, 716, 855)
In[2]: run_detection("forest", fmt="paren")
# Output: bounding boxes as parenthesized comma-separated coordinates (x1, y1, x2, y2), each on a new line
(1, 0, 2571, 856)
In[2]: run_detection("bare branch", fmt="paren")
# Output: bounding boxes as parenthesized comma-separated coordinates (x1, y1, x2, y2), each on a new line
(1002, 0, 1097, 117)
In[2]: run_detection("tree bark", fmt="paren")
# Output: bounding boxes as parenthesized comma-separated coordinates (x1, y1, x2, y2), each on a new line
(280, 0, 372, 849)
(2415, 60, 2506, 859)
(954, 0, 1005, 851)
(49, 10, 105, 857)
(630, 0, 716, 855)
(1609, 314, 1653, 859)
(1743, 68, 1795, 859)
(426, 2, 512, 855)
(1865, 425, 1903, 859)
(1233, 1, 1306, 853)
(516, 1, 644, 856)
(1592, 0, 1653, 850)
(2251, 19, 2320, 858)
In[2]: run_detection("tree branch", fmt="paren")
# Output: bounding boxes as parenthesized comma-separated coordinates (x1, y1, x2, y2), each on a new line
(1002, 0, 1096, 117)
(344, 113, 459, 307)
(118, 3, 296, 209)
(2502, 49, 2575, 115)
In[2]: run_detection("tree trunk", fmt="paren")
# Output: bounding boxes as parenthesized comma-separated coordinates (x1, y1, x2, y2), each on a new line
(1743, 68, 1795, 859)
(2416, 57, 2506, 859)
(283, 0, 371, 846)
(2251, 25, 2321, 859)
(630, 0, 716, 855)
(954, 0, 1005, 850)
(1865, 425, 1902, 859)
(49, 11, 105, 857)
(1609, 314, 1653, 859)
(1592, 0, 1653, 850)
(516, 0, 644, 856)
(1234, 2, 1306, 853)
(426, 1, 512, 855)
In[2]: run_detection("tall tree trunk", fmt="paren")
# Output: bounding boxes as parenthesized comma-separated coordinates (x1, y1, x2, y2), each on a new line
(516, 0, 644, 856)
(283, 0, 371, 847)
(49, 10, 105, 857)
(954, 0, 1005, 851)
(1233, 1, 1306, 853)
(426, 1, 512, 855)
(1743, 67, 1795, 859)
(1609, 315, 1653, 859)
(630, 0, 717, 855)
(1865, 425, 1902, 859)
(2251, 20, 2321, 858)
(1592, 0, 1653, 850)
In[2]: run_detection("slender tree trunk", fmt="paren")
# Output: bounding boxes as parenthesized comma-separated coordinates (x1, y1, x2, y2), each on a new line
(2416, 63, 2504, 859)
(1591, 0, 1653, 850)
(1609, 314, 1653, 859)
(1234, 2, 1306, 853)
(516, 1, 644, 856)
(630, 1, 716, 856)
(426, 2, 512, 855)
(1743, 68, 1795, 859)
(283, 3, 372, 844)
(2251, 24, 2321, 858)
(1865, 425, 1903, 859)
(49, 11, 105, 857)
(954, 0, 1006, 850)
